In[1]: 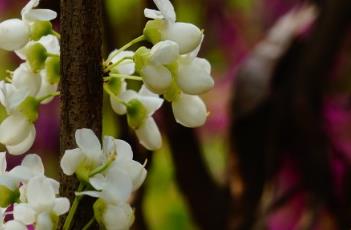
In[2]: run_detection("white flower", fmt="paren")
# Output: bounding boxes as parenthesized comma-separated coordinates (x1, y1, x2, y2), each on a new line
(107, 50, 135, 76)
(110, 86, 163, 150)
(12, 176, 69, 230)
(0, 0, 57, 51)
(144, 0, 202, 54)
(0, 152, 18, 192)
(102, 203, 134, 230)
(60, 128, 103, 179)
(172, 93, 208, 128)
(12, 63, 42, 97)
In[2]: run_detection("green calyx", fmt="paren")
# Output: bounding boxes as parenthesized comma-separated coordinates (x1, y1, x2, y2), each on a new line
(45, 56, 60, 84)
(0, 104, 8, 124)
(134, 47, 151, 73)
(26, 43, 48, 73)
(18, 96, 40, 123)
(143, 20, 166, 44)
(104, 77, 123, 96)
(30, 21, 53, 41)
(75, 159, 97, 183)
(93, 198, 106, 228)
(163, 80, 181, 102)
(127, 99, 147, 129)
(0, 185, 19, 208)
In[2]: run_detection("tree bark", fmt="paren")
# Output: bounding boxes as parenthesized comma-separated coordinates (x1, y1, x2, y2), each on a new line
(59, 0, 103, 228)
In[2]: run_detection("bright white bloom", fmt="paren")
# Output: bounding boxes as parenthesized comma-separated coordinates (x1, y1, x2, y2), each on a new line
(110, 86, 163, 150)
(60, 128, 104, 179)
(12, 63, 42, 97)
(0, 152, 19, 204)
(144, 0, 202, 54)
(107, 50, 135, 76)
(172, 93, 208, 128)
(12, 176, 69, 230)
(0, 0, 57, 51)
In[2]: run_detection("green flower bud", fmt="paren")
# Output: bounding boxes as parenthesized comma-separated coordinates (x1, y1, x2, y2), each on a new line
(164, 80, 181, 102)
(18, 96, 39, 123)
(143, 20, 166, 44)
(45, 56, 60, 84)
(30, 21, 53, 41)
(133, 47, 150, 73)
(127, 99, 147, 129)
(26, 43, 48, 73)
(0, 185, 19, 208)
(105, 78, 123, 96)
(93, 198, 106, 227)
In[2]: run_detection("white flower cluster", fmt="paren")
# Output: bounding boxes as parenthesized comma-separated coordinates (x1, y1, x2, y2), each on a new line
(61, 129, 146, 230)
(104, 0, 214, 151)
(0, 0, 60, 156)
(0, 152, 69, 229)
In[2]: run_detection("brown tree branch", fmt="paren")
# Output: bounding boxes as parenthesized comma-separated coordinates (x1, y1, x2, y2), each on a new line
(59, 0, 103, 228)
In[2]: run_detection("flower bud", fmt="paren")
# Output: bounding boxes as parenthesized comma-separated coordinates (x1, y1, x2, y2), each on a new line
(163, 80, 180, 102)
(25, 43, 48, 73)
(141, 64, 172, 94)
(0, 19, 30, 51)
(45, 56, 60, 84)
(105, 78, 123, 96)
(133, 47, 151, 73)
(93, 198, 106, 226)
(13, 63, 42, 97)
(75, 159, 96, 183)
(143, 19, 167, 44)
(150, 40, 179, 65)
(164, 22, 202, 54)
(18, 96, 39, 123)
(172, 94, 207, 127)
(127, 99, 148, 129)
(30, 21, 53, 41)
(0, 185, 19, 208)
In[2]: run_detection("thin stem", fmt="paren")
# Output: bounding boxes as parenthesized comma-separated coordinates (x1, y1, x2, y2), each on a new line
(104, 35, 145, 65)
(37, 92, 60, 102)
(107, 73, 143, 81)
(104, 56, 133, 72)
(82, 217, 95, 230)
(52, 31, 61, 39)
(89, 154, 116, 177)
(63, 183, 85, 230)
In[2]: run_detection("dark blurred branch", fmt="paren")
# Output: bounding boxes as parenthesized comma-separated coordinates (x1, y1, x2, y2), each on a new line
(164, 105, 230, 230)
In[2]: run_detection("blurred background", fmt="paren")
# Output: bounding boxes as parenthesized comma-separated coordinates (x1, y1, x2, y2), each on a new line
(1, 0, 351, 229)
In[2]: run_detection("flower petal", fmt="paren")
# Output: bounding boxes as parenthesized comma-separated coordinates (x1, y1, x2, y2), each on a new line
(114, 139, 133, 161)
(60, 148, 84, 176)
(172, 94, 207, 127)
(153, 0, 176, 23)
(23, 9, 57, 22)
(4, 220, 27, 230)
(6, 124, 36, 156)
(53, 197, 70, 215)
(144, 9, 164, 20)
(138, 86, 164, 115)
(0, 152, 6, 174)
(38, 35, 60, 55)
(13, 63, 42, 97)
(21, 153, 44, 175)
(135, 117, 162, 150)
(115, 160, 147, 191)
(141, 64, 172, 94)
(27, 176, 55, 212)
(103, 204, 134, 230)
(36, 212, 53, 230)
(89, 174, 106, 190)
(0, 114, 32, 146)
(102, 167, 132, 204)
(13, 203, 35, 225)
(0, 19, 30, 51)
(150, 40, 179, 65)
(75, 128, 102, 162)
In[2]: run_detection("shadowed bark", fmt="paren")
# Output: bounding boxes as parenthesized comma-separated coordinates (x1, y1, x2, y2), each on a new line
(59, 0, 103, 228)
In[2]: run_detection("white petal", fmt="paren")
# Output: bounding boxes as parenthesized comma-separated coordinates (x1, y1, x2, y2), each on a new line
(76, 191, 101, 198)
(13, 203, 35, 225)
(9, 166, 36, 181)
(102, 167, 132, 204)
(48, 178, 60, 194)
(27, 176, 55, 212)
(0, 152, 6, 174)
(116, 60, 135, 76)
(13, 63, 42, 97)
(21, 153, 44, 175)
(187, 34, 205, 60)
(36, 71, 58, 104)
(38, 35, 60, 55)
(75, 128, 102, 162)
(141, 64, 172, 94)
(53, 197, 70, 215)
(172, 94, 207, 127)
(138, 86, 164, 115)
(103, 136, 115, 157)
(21, 0, 40, 17)
(0, 114, 32, 146)
(150, 40, 179, 65)
(103, 204, 134, 230)
(0, 175, 18, 190)
(60, 148, 84, 176)
(109, 50, 134, 64)
(164, 22, 202, 54)
(0, 19, 30, 51)
(144, 9, 164, 20)
(89, 174, 106, 190)
(176, 58, 214, 95)
(153, 0, 176, 23)
(23, 9, 57, 22)
(3, 220, 27, 230)
(6, 125, 36, 156)
(35, 212, 53, 230)
(115, 160, 147, 191)
(114, 139, 133, 161)
(135, 117, 162, 150)
(110, 90, 138, 115)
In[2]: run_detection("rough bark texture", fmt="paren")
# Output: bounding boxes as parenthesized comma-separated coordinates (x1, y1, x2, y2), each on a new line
(59, 0, 103, 228)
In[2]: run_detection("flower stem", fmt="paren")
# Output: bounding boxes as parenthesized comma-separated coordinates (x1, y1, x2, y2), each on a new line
(47, 52, 60, 58)
(63, 183, 85, 230)
(89, 154, 116, 178)
(104, 35, 145, 65)
(106, 74, 143, 82)
(103, 84, 128, 107)
(104, 56, 133, 72)
(82, 217, 95, 230)
(37, 92, 60, 103)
